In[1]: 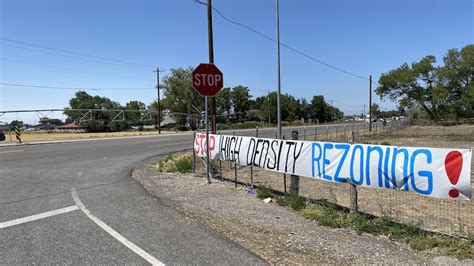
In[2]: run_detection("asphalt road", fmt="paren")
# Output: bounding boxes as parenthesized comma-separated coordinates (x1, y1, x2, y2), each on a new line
(0, 123, 371, 264)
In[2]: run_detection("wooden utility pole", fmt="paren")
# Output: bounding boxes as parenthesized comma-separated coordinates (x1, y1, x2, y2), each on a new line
(289, 130, 300, 195)
(154, 68, 161, 134)
(350, 130, 358, 213)
(369, 75, 372, 132)
(207, 0, 216, 133)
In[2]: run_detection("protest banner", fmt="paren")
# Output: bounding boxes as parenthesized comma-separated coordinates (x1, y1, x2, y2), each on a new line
(194, 133, 472, 200)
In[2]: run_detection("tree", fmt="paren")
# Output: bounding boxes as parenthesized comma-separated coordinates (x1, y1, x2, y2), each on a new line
(9, 120, 24, 128)
(231, 86, 252, 119)
(161, 67, 204, 129)
(64, 91, 122, 132)
(310, 95, 329, 123)
(216, 87, 232, 114)
(377, 45, 473, 121)
(125, 100, 147, 124)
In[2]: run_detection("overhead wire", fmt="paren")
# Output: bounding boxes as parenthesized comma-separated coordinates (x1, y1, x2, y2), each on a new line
(0, 37, 158, 70)
(0, 82, 154, 91)
(195, 1, 369, 81)
(1, 58, 154, 82)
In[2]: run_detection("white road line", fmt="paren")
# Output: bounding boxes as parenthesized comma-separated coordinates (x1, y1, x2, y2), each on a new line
(0, 205, 79, 229)
(0, 150, 24, 154)
(71, 188, 164, 266)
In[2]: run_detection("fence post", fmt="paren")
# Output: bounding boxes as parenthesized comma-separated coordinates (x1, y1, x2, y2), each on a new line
(326, 126, 329, 141)
(250, 127, 259, 185)
(218, 132, 222, 181)
(350, 130, 359, 213)
(314, 127, 317, 141)
(192, 131, 196, 173)
(303, 127, 306, 140)
(290, 130, 300, 195)
(283, 135, 287, 194)
(233, 130, 237, 187)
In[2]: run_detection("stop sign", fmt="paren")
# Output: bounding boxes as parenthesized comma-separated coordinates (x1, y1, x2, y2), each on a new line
(192, 63, 223, 96)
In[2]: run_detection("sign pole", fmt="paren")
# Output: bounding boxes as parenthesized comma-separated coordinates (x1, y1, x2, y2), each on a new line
(205, 96, 211, 183)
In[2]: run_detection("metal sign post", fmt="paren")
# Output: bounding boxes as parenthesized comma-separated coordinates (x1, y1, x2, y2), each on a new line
(192, 63, 223, 184)
(205, 96, 210, 183)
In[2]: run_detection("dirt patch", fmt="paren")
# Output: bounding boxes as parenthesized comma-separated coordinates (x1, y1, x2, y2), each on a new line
(132, 162, 471, 265)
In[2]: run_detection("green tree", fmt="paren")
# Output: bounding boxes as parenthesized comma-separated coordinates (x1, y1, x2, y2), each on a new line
(161, 67, 204, 129)
(377, 45, 473, 121)
(216, 87, 232, 114)
(231, 86, 252, 119)
(9, 120, 24, 128)
(310, 95, 329, 122)
(64, 91, 122, 132)
(125, 100, 146, 123)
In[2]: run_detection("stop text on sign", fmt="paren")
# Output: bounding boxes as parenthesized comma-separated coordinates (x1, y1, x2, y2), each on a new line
(193, 73, 222, 87)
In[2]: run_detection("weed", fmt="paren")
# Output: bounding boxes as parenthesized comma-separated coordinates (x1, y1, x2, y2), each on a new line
(173, 156, 193, 173)
(277, 194, 306, 211)
(302, 205, 344, 228)
(158, 153, 193, 173)
(256, 186, 273, 199)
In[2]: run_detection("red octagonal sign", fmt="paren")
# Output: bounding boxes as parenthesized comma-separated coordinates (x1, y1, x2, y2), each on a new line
(192, 63, 223, 96)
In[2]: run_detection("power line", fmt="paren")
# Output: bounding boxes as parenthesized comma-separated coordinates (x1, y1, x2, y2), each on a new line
(1, 43, 156, 71)
(195, 1, 369, 81)
(0, 82, 154, 91)
(1, 58, 154, 82)
(0, 37, 158, 70)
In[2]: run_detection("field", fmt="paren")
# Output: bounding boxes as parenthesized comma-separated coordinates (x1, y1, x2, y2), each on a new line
(208, 124, 474, 237)
(1, 130, 176, 143)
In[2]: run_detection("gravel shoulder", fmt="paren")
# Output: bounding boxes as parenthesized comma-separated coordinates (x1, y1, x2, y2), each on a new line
(132, 160, 469, 265)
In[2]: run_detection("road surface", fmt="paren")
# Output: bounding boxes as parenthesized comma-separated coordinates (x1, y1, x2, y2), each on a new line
(0, 123, 372, 264)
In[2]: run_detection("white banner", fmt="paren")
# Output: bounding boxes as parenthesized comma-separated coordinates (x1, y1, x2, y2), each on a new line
(194, 133, 472, 200)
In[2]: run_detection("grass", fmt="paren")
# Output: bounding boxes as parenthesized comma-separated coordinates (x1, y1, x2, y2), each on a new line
(256, 186, 273, 199)
(157, 153, 193, 173)
(299, 203, 473, 260)
(277, 194, 306, 211)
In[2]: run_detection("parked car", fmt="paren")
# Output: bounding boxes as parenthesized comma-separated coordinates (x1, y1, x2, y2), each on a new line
(0, 131, 5, 142)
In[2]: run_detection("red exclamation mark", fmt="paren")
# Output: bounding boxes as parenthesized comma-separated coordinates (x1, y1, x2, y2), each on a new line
(444, 151, 463, 198)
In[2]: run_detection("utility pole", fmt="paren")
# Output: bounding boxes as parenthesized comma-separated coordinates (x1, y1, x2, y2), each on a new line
(276, 0, 282, 139)
(207, 0, 216, 134)
(363, 104, 366, 117)
(369, 75, 372, 132)
(267, 92, 271, 124)
(154, 68, 161, 134)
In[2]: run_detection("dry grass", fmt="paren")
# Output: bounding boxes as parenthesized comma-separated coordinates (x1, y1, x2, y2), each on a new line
(2, 130, 177, 143)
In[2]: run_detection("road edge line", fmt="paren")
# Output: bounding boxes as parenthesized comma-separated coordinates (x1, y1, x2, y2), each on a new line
(71, 188, 164, 266)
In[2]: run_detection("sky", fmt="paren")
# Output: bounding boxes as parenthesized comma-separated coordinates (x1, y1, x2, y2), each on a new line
(0, 0, 472, 123)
